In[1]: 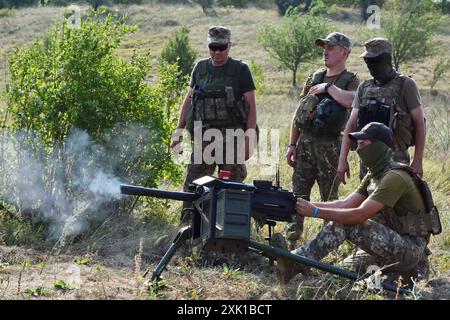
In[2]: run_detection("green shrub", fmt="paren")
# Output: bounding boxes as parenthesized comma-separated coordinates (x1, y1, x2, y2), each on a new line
(159, 26, 197, 82)
(3, 13, 183, 239)
(248, 60, 266, 95)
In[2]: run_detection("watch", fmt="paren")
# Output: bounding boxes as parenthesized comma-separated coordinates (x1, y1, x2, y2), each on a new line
(325, 82, 333, 92)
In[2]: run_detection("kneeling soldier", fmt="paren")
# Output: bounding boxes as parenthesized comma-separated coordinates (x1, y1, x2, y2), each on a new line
(276, 122, 441, 286)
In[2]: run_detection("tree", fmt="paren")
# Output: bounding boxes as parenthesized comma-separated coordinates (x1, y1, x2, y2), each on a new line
(360, 0, 384, 21)
(87, 0, 103, 11)
(383, 0, 444, 71)
(192, 0, 215, 15)
(159, 26, 197, 83)
(257, 12, 330, 86)
(429, 54, 450, 91)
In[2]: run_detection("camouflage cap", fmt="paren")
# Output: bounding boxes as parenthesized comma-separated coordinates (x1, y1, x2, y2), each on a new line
(315, 32, 352, 51)
(360, 38, 392, 58)
(207, 26, 231, 45)
(348, 122, 394, 149)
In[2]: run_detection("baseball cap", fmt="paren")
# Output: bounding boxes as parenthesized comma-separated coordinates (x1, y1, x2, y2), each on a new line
(315, 32, 352, 52)
(360, 38, 392, 58)
(207, 26, 231, 45)
(348, 122, 394, 149)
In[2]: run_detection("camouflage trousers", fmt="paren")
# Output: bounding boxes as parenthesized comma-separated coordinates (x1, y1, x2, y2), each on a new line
(292, 219, 428, 277)
(180, 141, 247, 221)
(287, 133, 341, 246)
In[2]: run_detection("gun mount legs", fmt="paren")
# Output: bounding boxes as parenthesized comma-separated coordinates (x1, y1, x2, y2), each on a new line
(149, 226, 192, 281)
(248, 240, 411, 295)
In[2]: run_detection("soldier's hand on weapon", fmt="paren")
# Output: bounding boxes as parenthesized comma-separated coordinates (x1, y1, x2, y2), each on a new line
(286, 145, 297, 167)
(170, 139, 180, 149)
(410, 158, 423, 178)
(337, 158, 350, 185)
(296, 198, 316, 217)
(309, 83, 327, 96)
(170, 129, 183, 154)
(244, 131, 256, 161)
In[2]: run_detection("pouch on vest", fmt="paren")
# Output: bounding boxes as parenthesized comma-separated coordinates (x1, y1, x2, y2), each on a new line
(392, 165, 442, 236)
(357, 99, 391, 130)
(391, 110, 415, 150)
(313, 97, 348, 135)
(294, 94, 319, 127)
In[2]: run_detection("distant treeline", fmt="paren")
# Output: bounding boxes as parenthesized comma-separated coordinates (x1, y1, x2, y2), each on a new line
(1, 0, 448, 15)
(0, 0, 149, 9)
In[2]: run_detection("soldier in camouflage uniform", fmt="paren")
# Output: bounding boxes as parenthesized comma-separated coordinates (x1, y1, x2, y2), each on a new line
(170, 26, 257, 222)
(274, 123, 440, 285)
(337, 38, 426, 183)
(285, 32, 359, 249)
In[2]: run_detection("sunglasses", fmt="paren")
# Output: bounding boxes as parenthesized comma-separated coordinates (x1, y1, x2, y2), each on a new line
(208, 43, 229, 52)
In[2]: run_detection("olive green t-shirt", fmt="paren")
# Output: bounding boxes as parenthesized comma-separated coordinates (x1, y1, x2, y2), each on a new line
(352, 76, 421, 111)
(356, 169, 425, 215)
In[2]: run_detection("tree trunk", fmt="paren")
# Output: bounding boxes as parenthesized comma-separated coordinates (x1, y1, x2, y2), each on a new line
(292, 68, 297, 87)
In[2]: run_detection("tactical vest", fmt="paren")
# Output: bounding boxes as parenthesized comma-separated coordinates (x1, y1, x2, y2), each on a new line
(294, 68, 356, 136)
(367, 164, 441, 238)
(186, 58, 250, 135)
(357, 74, 415, 151)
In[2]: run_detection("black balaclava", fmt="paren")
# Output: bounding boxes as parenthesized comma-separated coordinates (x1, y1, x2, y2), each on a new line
(364, 53, 397, 85)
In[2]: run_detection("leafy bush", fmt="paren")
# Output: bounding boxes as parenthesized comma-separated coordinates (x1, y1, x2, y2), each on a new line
(159, 26, 197, 82)
(429, 54, 450, 91)
(248, 60, 266, 95)
(309, 0, 327, 16)
(2, 14, 183, 240)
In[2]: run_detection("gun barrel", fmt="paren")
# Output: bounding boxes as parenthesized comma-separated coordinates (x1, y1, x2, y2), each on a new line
(120, 184, 199, 202)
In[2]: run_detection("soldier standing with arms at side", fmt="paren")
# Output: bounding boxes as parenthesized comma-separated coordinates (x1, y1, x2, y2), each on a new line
(170, 26, 257, 223)
(285, 32, 359, 249)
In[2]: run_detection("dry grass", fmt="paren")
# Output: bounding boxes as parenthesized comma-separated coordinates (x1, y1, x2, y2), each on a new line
(0, 3, 449, 300)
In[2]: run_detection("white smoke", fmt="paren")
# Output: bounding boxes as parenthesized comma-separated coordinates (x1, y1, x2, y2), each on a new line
(0, 127, 127, 241)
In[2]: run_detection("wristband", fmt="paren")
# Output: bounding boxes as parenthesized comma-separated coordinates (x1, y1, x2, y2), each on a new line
(325, 82, 332, 92)
(313, 207, 319, 218)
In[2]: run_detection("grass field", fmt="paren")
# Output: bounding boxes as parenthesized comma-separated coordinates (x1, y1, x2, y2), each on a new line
(0, 2, 449, 300)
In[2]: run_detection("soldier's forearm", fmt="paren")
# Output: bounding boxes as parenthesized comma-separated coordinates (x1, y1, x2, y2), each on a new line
(327, 86, 356, 109)
(410, 106, 426, 164)
(289, 121, 300, 145)
(312, 200, 347, 209)
(244, 90, 257, 130)
(246, 106, 257, 130)
(413, 126, 425, 164)
(339, 112, 358, 161)
(176, 91, 193, 129)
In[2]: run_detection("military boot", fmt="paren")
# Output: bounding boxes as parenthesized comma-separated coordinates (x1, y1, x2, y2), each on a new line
(272, 233, 308, 284)
(417, 247, 432, 281)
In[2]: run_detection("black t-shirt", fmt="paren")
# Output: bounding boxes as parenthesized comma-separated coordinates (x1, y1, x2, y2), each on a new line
(189, 58, 256, 100)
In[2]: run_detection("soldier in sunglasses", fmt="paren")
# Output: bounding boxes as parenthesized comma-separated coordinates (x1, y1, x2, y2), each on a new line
(171, 26, 257, 224)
